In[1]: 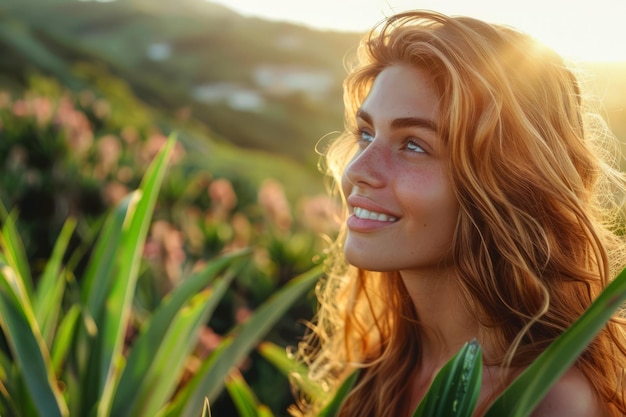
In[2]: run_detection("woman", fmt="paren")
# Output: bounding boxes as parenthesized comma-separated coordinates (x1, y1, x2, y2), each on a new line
(292, 10, 626, 417)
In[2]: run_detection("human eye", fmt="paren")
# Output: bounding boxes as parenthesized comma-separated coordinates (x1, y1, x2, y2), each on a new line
(351, 128, 374, 146)
(405, 138, 426, 154)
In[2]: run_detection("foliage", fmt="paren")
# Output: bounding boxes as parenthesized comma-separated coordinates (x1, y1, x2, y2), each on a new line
(0, 137, 324, 416)
(2, 0, 355, 164)
(483, 265, 626, 416)
(0, 75, 339, 415)
(412, 340, 482, 417)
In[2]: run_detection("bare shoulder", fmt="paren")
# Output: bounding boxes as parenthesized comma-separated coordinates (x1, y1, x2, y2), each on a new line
(530, 367, 609, 417)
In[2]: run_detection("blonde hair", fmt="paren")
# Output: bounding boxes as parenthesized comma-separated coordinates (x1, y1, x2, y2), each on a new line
(293, 11, 626, 417)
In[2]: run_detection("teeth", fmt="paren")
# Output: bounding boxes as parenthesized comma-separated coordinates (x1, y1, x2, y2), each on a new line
(354, 207, 397, 222)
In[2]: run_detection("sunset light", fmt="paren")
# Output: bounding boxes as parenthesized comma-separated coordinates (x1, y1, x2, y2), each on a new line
(4, 1, 626, 415)
(208, 0, 626, 62)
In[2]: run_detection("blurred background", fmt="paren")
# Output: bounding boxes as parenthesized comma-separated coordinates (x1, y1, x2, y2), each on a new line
(0, 0, 624, 415)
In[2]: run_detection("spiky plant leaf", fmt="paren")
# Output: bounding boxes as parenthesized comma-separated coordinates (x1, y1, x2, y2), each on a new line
(0, 262, 69, 417)
(162, 264, 322, 417)
(412, 340, 482, 417)
(486, 266, 626, 417)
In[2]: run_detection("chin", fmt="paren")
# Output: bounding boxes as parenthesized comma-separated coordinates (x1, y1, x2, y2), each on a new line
(344, 252, 393, 272)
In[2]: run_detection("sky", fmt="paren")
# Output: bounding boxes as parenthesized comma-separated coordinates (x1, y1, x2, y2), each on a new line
(208, 0, 626, 62)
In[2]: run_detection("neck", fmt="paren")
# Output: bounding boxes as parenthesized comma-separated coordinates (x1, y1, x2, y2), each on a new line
(400, 268, 482, 365)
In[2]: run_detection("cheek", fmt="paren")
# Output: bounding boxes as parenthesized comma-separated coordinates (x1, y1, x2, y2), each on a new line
(400, 170, 458, 222)
(341, 172, 353, 197)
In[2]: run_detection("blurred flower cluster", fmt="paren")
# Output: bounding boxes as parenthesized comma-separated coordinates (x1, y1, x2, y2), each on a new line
(0, 74, 341, 413)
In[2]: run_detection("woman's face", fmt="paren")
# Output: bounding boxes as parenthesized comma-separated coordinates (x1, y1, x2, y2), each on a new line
(342, 64, 459, 276)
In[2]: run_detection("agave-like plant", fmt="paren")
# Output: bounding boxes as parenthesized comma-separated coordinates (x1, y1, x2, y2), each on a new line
(256, 267, 626, 417)
(0, 135, 323, 417)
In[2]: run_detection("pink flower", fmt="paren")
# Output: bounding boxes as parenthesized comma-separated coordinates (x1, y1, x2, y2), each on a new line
(0, 91, 11, 109)
(54, 96, 93, 158)
(121, 126, 140, 146)
(141, 133, 167, 165)
(258, 179, 292, 231)
(146, 221, 186, 285)
(31, 96, 53, 126)
(102, 182, 130, 206)
(141, 132, 185, 167)
(12, 99, 28, 117)
(208, 178, 237, 220)
(116, 166, 134, 183)
(297, 194, 341, 235)
(97, 134, 122, 172)
(228, 213, 251, 250)
(235, 306, 252, 324)
(92, 99, 111, 120)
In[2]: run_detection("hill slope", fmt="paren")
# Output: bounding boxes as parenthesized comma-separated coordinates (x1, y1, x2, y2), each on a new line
(1, 0, 363, 165)
(1, 0, 625, 163)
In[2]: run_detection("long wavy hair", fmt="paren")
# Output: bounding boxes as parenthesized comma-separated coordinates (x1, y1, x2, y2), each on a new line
(292, 11, 626, 417)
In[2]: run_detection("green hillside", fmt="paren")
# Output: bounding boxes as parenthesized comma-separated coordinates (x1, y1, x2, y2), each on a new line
(2, 0, 625, 164)
(0, 0, 361, 166)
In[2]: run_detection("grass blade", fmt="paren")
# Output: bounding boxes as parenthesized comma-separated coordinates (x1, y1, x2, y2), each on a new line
(258, 341, 324, 401)
(80, 193, 135, 317)
(34, 218, 76, 347)
(0, 206, 33, 299)
(317, 370, 360, 417)
(164, 264, 322, 417)
(111, 253, 247, 416)
(258, 405, 275, 417)
(50, 304, 81, 373)
(95, 135, 175, 417)
(412, 339, 482, 417)
(0, 262, 69, 417)
(128, 289, 217, 417)
(486, 266, 626, 417)
(75, 194, 136, 414)
(225, 369, 259, 417)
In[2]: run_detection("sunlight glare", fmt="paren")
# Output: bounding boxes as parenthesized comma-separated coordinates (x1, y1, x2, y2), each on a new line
(207, 0, 626, 62)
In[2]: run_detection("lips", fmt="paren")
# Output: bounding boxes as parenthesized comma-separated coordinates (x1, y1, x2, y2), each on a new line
(347, 195, 400, 224)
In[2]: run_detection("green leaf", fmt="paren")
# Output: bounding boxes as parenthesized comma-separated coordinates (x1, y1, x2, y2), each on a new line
(317, 370, 360, 417)
(34, 218, 76, 347)
(132, 289, 216, 417)
(162, 264, 323, 417)
(225, 369, 259, 417)
(0, 205, 33, 299)
(95, 134, 176, 417)
(0, 262, 69, 417)
(80, 193, 135, 318)
(485, 266, 626, 417)
(257, 341, 323, 401)
(50, 304, 81, 373)
(111, 252, 247, 417)
(412, 339, 482, 417)
(257, 405, 275, 417)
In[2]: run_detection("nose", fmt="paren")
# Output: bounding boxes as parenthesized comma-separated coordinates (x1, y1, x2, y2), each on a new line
(343, 140, 388, 189)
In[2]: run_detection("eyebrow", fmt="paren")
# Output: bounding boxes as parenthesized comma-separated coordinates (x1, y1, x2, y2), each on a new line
(356, 109, 438, 132)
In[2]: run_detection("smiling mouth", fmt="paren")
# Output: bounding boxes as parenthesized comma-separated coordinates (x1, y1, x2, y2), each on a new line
(353, 207, 398, 222)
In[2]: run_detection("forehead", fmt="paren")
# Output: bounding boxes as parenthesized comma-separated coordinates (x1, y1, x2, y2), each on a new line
(359, 65, 439, 122)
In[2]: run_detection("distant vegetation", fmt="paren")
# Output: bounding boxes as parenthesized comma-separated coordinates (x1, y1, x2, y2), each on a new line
(0, 0, 362, 166)
(2, 0, 624, 164)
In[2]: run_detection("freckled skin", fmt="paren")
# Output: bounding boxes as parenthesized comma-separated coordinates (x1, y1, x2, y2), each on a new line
(342, 65, 459, 277)
(342, 65, 611, 417)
